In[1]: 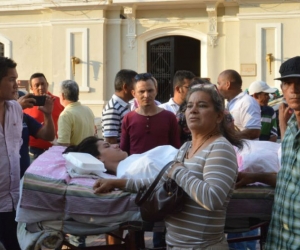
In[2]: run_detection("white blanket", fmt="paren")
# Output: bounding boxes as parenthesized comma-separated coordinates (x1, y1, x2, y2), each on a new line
(116, 145, 178, 179)
(235, 140, 281, 173)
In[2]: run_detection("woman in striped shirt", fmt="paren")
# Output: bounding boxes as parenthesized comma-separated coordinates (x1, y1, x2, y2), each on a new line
(94, 85, 244, 249)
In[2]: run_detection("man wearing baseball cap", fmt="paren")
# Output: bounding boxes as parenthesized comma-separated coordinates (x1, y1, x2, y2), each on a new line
(248, 80, 278, 142)
(265, 56, 300, 249)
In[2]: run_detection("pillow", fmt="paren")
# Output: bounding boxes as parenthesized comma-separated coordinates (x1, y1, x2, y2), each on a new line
(63, 152, 106, 177)
(234, 140, 281, 173)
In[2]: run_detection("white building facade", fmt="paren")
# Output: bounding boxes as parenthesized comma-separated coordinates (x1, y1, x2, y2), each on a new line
(0, 0, 298, 116)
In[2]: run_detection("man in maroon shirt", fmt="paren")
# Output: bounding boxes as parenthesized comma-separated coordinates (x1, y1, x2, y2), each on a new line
(120, 73, 180, 155)
(120, 72, 180, 247)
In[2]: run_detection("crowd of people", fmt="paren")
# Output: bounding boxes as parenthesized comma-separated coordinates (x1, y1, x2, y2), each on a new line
(1, 55, 300, 250)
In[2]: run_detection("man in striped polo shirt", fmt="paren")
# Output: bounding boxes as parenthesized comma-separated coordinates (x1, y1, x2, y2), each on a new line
(248, 80, 278, 142)
(102, 69, 137, 144)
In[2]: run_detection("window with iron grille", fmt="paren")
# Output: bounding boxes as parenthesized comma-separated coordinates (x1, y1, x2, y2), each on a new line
(0, 43, 4, 57)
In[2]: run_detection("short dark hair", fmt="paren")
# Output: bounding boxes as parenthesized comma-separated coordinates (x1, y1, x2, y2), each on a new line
(221, 69, 242, 87)
(29, 72, 48, 87)
(114, 69, 137, 91)
(173, 70, 195, 89)
(60, 80, 79, 102)
(63, 136, 103, 158)
(186, 86, 244, 150)
(0, 57, 17, 83)
(133, 73, 155, 88)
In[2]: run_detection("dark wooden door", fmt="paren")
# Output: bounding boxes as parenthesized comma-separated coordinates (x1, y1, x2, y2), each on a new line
(147, 36, 200, 103)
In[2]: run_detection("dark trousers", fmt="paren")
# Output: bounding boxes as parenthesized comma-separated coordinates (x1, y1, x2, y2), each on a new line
(153, 231, 166, 248)
(0, 210, 21, 250)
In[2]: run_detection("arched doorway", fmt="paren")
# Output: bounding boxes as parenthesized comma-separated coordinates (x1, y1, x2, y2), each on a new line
(147, 36, 200, 103)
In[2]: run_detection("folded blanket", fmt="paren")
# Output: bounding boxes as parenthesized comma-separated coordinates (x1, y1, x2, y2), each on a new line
(19, 146, 137, 219)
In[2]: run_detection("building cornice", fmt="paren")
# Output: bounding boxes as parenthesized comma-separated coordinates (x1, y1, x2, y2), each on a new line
(0, 18, 106, 28)
(238, 11, 300, 20)
(0, 0, 110, 12)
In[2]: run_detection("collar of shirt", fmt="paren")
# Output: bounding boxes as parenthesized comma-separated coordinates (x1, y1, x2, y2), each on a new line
(227, 91, 245, 109)
(168, 98, 178, 106)
(112, 94, 129, 109)
(286, 114, 300, 149)
(5, 100, 14, 110)
(65, 101, 81, 110)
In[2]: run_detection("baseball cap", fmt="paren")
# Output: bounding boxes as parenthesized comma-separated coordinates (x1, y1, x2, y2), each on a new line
(248, 80, 277, 95)
(274, 56, 300, 80)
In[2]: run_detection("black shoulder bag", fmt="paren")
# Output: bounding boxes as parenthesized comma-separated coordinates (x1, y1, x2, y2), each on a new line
(135, 142, 190, 222)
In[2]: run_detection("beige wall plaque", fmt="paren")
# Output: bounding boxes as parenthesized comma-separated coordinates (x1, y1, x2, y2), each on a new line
(240, 64, 257, 76)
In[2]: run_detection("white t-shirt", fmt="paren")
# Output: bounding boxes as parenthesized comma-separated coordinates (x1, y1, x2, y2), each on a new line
(159, 98, 180, 115)
(227, 91, 261, 131)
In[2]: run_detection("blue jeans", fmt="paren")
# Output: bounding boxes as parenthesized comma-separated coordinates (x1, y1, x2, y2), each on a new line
(153, 231, 166, 248)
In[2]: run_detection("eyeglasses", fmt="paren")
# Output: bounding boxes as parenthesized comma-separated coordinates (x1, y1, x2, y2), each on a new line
(134, 73, 153, 81)
(190, 83, 210, 89)
(191, 83, 222, 99)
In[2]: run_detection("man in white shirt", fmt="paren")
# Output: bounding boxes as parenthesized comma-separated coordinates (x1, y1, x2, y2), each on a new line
(159, 70, 195, 114)
(217, 69, 261, 140)
(217, 69, 261, 250)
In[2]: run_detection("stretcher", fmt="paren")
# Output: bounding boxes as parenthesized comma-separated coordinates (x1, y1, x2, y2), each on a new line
(225, 186, 274, 249)
(16, 146, 275, 250)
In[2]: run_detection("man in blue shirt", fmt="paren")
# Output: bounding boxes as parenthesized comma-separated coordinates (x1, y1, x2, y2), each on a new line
(17, 92, 55, 177)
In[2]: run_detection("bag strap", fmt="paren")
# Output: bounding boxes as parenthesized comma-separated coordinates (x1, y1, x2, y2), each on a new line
(177, 141, 191, 162)
(136, 160, 176, 206)
(136, 142, 191, 206)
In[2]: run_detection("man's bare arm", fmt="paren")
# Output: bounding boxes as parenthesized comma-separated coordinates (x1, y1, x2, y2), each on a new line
(269, 135, 278, 142)
(236, 172, 277, 188)
(238, 129, 261, 140)
(35, 95, 55, 141)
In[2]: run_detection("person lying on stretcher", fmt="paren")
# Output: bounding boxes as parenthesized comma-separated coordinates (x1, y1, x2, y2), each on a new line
(63, 136, 178, 179)
(63, 136, 279, 188)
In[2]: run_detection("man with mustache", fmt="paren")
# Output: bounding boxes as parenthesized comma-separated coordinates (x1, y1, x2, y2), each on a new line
(248, 80, 278, 142)
(23, 73, 64, 158)
(264, 56, 300, 249)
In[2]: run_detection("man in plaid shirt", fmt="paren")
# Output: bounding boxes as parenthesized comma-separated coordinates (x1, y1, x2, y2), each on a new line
(266, 56, 300, 249)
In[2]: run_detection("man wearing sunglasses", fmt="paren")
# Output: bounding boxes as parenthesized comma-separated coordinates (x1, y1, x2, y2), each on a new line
(159, 70, 195, 115)
(217, 69, 261, 140)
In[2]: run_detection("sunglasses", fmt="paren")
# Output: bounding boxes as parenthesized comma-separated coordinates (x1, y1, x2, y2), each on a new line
(190, 83, 222, 99)
(134, 73, 153, 81)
